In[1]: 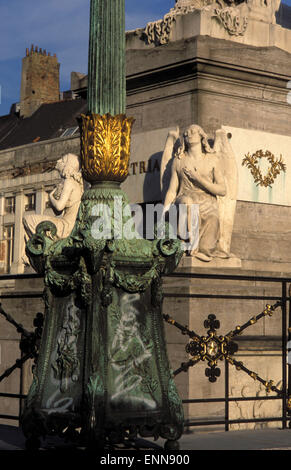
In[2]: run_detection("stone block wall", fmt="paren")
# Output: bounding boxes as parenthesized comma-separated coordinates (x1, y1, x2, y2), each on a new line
(0, 278, 44, 425)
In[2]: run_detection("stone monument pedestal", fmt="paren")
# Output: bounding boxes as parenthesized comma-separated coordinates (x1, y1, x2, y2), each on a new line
(180, 256, 242, 269)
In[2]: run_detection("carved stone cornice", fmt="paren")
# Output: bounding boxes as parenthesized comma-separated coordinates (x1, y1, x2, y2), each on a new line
(140, 0, 281, 46)
(0, 161, 56, 180)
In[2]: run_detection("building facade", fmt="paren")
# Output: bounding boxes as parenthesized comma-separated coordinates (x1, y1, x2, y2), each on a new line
(1, 0, 291, 427)
(1, 1, 291, 275)
(0, 44, 86, 274)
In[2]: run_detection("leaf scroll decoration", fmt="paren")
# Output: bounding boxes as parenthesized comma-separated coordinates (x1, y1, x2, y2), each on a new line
(242, 150, 286, 188)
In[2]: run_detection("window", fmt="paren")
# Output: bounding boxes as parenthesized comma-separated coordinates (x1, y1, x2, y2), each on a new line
(25, 193, 36, 211)
(3, 225, 14, 273)
(60, 127, 79, 138)
(4, 196, 15, 214)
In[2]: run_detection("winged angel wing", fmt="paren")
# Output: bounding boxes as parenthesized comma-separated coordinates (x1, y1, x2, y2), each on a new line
(160, 128, 180, 202)
(214, 129, 238, 257)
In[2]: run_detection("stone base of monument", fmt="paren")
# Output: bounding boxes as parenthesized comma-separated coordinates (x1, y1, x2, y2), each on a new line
(172, 9, 291, 55)
(180, 256, 242, 269)
(180, 255, 291, 274)
(163, 263, 287, 431)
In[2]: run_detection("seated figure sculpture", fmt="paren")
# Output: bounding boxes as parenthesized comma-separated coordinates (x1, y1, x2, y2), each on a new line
(23, 153, 83, 246)
(161, 124, 238, 262)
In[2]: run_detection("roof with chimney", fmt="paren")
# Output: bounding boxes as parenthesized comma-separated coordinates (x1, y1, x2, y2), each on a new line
(0, 42, 89, 152)
(1, 0, 291, 153)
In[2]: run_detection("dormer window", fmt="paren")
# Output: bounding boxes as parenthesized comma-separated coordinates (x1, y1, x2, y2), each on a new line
(60, 127, 79, 138)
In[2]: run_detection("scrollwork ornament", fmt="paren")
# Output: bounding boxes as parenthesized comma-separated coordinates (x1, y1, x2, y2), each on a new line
(158, 238, 181, 257)
(213, 6, 248, 36)
(52, 304, 81, 393)
(142, 16, 175, 46)
(111, 264, 160, 293)
(25, 221, 58, 273)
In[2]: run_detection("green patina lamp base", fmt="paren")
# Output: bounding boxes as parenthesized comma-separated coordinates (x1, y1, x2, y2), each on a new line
(21, 183, 184, 450)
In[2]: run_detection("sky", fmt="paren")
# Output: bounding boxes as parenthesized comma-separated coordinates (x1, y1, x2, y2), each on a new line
(0, 0, 290, 116)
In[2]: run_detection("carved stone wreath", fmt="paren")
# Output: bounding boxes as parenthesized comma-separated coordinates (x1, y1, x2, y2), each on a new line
(242, 150, 286, 188)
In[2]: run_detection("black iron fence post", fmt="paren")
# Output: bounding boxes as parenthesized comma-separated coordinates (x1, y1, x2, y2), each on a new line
(288, 284, 291, 426)
(225, 359, 229, 432)
(282, 281, 287, 429)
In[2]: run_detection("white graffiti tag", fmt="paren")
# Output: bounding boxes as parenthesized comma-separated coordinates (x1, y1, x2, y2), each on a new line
(109, 293, 156, 409)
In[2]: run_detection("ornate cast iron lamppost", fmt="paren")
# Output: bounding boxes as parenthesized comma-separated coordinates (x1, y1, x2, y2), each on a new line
(80, 0, 133, 184)
(21, 0, 184, 450)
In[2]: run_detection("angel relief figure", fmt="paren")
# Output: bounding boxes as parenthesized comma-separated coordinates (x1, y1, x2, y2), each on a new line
(160, 125, 238, 262)
(22, 153, 84, 264)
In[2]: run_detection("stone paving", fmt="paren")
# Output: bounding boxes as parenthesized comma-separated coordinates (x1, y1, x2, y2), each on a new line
(1, 425, 291, 451)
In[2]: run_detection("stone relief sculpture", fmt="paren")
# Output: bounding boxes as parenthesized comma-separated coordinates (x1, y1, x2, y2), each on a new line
(141, 0, 281, 45)
(52, 301, 81, 393)
(141, 0, 199, 45)
(143, 15, 176, 46)
(161, 124, 238, 261)
(213, 1, 249, 36)
(23, 153, 83, 253)
(230, 380, 282, 430)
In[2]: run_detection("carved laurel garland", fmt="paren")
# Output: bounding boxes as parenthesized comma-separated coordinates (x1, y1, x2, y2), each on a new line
(242, 150, 286, 188)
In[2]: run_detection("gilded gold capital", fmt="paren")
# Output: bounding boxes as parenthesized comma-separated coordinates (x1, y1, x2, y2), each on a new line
(79, 113, 135, 183)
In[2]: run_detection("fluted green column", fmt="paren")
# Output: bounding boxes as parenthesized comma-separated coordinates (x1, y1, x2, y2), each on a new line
(88, 0, 126, 115)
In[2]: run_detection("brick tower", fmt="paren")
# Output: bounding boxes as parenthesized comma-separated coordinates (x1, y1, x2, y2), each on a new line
(20, 45, 60, 118)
